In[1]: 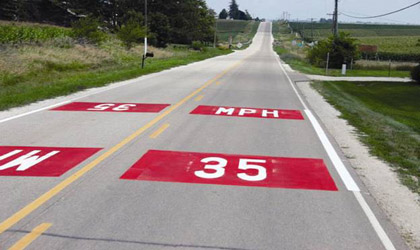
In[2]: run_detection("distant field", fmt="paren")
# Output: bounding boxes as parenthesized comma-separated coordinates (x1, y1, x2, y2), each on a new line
(290, 22, 420, 38)
(358, 36, 420, 54)
(289, 22, 420, 61)
(216, 20, 259, 45)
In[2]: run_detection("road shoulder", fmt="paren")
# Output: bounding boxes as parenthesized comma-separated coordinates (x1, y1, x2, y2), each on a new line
(296, 81, 420, 249)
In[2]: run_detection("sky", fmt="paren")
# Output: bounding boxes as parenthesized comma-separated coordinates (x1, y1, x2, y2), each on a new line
(205, 0, 420, 25)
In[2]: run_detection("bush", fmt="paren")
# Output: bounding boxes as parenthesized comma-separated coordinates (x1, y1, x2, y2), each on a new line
(307, 32, 359, 68)
(191, 41, 204, 51)
(117, 11, 146, 49)
(117, 20, 146, 49)
(71, 17, 107, 44)
(411, 64, 420, 83)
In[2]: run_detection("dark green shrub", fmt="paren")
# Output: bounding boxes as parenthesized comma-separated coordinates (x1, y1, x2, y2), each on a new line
(411, 64, 420, 83)
(71, 17, 107, 44)
(191, 41, 204, 51)
(117, 20, 146, 49)
(117, 11, 146, 49)
(307, 32, 359, 68)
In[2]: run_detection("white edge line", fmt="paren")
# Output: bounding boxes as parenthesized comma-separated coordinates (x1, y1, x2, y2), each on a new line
(304, 109, 359, 191)
(271, 31, 396, 249)
(354, 191, 396, 250)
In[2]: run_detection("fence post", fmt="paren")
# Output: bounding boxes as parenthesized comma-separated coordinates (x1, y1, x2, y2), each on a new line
(388, 60, 392, 77)
(326, 52, 330, 76)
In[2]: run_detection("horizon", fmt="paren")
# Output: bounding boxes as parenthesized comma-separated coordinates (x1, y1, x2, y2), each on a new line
(205, 0, 420, 25)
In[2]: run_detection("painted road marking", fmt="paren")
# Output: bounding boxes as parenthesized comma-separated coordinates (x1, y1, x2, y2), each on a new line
(215, 81, 222, 85)
(194, 95, 204, 102)
(0, 146, 101, 177)
(149, 124, 170, 139)
(51, 102, 170, 113)
(0, 52, 247, 235)
(8, 223, 52, 250)
(120, 150, 338, 191)
(190, 105, 304, 120)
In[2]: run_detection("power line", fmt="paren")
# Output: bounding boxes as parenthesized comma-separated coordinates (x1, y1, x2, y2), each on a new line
(340, 1, 420, 19)
(341, 10, 408, 23)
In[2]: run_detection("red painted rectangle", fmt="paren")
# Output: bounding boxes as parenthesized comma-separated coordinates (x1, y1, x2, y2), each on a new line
(51, 102, 170, 113)
(190, 105, 304, 120)
(121, 150, 337, 191)
(0, 146, 101, 177)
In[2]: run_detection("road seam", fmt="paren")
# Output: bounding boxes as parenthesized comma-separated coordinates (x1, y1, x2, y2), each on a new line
(0, 54, 247, 236)
(8, 223, 52, 250)
(272, 34, 396, 250)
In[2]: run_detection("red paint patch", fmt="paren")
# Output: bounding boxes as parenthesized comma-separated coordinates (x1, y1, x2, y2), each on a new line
(51, 102, 170, 113)
(121, 150, 337, 191)
(0, 146, 101, 177)
(190, 105, 304, 120)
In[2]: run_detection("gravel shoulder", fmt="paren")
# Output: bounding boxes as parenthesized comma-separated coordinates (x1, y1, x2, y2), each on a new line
(297, 81, 420, 249)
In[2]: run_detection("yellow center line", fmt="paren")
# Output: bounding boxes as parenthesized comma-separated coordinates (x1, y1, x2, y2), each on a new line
(149, 123, 170, 139)
(0, 55, 247, 235)
(8, 223, 52, 250)
(215, 81, 222, 85)
(194, 95, 204, 102)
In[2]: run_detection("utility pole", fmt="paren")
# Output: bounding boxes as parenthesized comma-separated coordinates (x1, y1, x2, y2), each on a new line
(142, 0, 148, 68)
(333, 0, 338, 36)
(213, 19, 217, 48)
(311, 18, 314, 40)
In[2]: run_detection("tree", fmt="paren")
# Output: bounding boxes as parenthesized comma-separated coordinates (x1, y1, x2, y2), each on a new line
(72, 16, 107, 44)
(149, 12, 170, 47)
(245, 10, 252, 20)
(308, 32, 359, 68)
(219, 8, 228, 19)
(1, 0, 217, 46)
(228, 0, 239, 19)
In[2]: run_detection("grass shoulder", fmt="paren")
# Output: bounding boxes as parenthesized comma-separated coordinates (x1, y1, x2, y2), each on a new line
(0, 41, 231, 111)
(312, 80, 420, 193)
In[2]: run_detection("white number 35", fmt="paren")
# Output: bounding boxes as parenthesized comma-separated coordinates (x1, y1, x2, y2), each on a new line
(194, 157, 267, 182)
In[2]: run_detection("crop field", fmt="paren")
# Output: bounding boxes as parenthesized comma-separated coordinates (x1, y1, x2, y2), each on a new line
(216, 20, 259, 44)
(288, 22, 420, 61)
(357, 36, 420, 54)
(289, 22, 420, 38)
(0, 21, 72, 44)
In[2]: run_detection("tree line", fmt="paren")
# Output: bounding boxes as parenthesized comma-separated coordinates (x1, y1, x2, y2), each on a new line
(218, 0, 256, 21)
(0, 0, 216, 47)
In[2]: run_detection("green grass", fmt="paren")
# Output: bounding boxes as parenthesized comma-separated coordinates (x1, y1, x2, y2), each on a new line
(312, 81, 420, 193)
(0, 48, 231, 111)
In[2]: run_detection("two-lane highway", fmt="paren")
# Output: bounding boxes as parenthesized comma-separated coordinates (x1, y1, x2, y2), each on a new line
(0, 23, 408, 249)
